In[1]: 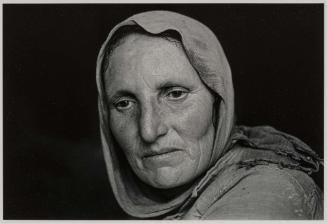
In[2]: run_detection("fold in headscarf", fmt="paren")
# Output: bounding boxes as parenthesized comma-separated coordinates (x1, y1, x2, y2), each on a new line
(96, 10, 322, 219)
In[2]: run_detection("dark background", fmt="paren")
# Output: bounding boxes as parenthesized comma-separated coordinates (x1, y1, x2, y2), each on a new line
(4, 4, 323, 219)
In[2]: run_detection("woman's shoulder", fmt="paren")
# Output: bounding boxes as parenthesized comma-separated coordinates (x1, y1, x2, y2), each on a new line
(199, 163, 323, 219)
(182, 125, 323, 220)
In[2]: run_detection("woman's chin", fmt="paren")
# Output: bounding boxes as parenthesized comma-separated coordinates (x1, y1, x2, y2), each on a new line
(143, 166, 193, 189)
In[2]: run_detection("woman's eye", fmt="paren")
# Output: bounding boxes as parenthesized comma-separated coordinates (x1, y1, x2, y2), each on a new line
(166, 88, 188, 101)
(114, 99, 134, 111)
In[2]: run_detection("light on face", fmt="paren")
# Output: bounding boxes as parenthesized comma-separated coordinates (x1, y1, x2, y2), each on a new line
(104, 33, 215, 189)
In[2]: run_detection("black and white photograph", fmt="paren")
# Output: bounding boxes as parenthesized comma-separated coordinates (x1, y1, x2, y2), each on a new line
(3, 3, 324, 220)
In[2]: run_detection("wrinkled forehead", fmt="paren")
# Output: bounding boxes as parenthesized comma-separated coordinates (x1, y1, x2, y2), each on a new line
(109, 32, 183, 61)
(104, 32, 204, 96)
(106, 32, 184, 71)
(101, 27, 183, 76)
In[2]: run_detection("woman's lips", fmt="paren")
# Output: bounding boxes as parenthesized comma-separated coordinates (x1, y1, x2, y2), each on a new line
(143, 147, 181, 157)
(142, 148, 184, 168)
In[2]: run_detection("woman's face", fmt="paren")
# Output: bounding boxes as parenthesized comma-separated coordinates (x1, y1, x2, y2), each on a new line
(104, 33, 215, 189)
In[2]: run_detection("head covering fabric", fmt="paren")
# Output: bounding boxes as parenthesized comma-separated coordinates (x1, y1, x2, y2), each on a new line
(96, 10, 235, 218)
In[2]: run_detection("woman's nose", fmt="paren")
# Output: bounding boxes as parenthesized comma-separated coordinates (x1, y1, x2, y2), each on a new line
(139, 101, 168, 143)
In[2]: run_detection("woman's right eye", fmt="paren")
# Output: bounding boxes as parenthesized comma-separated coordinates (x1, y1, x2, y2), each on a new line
(114, 99, 134, 111)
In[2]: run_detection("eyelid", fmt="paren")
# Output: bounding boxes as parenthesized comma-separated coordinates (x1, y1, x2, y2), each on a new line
(108, 90, 135, 103)
(109, 96, 136, 111)
(113, 96, 135, 105)
(162, 86, 189, 93)
(166, 86, 189, 94)
(164, 86, 190, 102)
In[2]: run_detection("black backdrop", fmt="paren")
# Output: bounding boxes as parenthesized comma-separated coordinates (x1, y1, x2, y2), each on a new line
(4, 4, 323, 219)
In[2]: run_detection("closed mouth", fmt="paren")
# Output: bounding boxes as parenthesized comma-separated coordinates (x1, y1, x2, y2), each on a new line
(143, 147, 181, 158)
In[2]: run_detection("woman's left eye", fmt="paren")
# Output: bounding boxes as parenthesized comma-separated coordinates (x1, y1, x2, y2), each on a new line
(166, 88, 189, 100)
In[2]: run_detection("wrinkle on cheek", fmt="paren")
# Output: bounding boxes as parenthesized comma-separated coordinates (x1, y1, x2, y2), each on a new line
(188, 143, 200, 161)
(162, 106, 199, 162)
(171, 96, 214, 168)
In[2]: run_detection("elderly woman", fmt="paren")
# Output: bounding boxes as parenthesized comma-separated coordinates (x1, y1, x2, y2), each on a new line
(95, 11, 323, 219)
